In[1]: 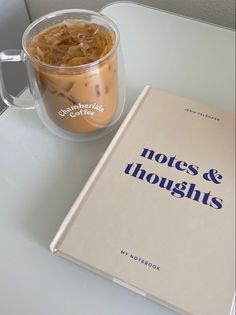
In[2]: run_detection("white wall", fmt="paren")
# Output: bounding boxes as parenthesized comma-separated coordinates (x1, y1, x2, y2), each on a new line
(25, 0, 235, 28)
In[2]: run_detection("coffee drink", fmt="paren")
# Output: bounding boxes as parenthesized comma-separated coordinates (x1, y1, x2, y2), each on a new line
(28, 20, 118, 133)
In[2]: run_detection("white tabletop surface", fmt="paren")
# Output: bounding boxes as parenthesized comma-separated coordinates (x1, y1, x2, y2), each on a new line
(0, 3, 235, 315)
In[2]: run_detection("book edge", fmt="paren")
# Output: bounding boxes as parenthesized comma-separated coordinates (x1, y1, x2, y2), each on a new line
(53, 249, 192, 315)
(230, 295, 236, 315)
(49, 85, 151, 253)
(49, 85, 235, 315)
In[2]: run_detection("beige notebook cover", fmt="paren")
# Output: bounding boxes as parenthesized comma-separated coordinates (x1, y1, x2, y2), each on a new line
(50, 87, 235, 315)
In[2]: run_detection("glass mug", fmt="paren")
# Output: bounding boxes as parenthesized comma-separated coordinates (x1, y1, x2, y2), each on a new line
(0, 9, 125, 141)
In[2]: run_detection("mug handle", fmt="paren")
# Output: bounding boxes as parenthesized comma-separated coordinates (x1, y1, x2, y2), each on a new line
(0, 49, 35, 109)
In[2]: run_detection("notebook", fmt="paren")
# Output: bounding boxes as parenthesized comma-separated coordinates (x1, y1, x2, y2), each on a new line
(50, 86, 235, 315)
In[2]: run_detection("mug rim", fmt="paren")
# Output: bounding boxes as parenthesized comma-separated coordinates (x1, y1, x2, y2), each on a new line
(22, 9, 120, 70)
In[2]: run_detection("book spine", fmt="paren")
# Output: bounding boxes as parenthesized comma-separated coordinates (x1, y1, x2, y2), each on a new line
(50, 85, 151, 253)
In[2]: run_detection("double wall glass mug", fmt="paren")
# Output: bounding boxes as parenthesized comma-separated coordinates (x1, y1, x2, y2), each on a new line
(0, 9, 125, 141)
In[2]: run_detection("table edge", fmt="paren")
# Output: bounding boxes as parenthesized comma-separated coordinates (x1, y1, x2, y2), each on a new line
(100, 1, 236, 32)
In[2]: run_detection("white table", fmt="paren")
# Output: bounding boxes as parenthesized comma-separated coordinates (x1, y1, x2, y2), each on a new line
(0, 3, 235, 315)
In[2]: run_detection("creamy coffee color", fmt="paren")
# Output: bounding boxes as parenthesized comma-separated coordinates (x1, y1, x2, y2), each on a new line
(28, 20, 118, 133)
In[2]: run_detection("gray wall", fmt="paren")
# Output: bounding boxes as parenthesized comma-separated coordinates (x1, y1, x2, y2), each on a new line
(25, 0, 235, 29)
(0, 0, 30, 113)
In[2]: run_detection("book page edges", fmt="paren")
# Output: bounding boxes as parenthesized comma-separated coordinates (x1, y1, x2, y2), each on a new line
(230, 295, 235, 315)
(50, 248, 192, 315)
(49, 85, 151, 253)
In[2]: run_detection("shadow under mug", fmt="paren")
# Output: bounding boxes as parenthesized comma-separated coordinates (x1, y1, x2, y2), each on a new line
(0, 9, 125, 141)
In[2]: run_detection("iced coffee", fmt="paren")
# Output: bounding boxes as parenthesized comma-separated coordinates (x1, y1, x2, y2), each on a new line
(28, 20, 118, 133)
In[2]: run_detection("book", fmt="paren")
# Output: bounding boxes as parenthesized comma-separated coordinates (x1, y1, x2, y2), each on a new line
(50, 86, 235, 315)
